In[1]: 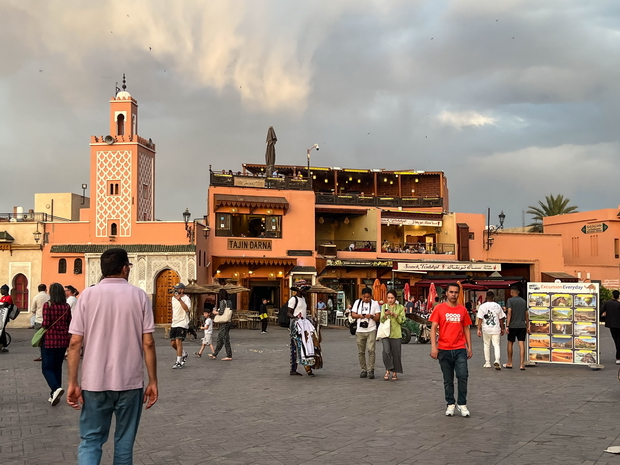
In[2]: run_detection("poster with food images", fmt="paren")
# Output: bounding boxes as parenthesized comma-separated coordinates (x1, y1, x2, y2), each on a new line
(526, 282, 599, 365)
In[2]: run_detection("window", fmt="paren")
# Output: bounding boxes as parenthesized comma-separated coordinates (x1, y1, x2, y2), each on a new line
(214, 212, 282, 238)
(58, 258, 67, 274)
(615, 238, 619, 259)
(265, 215, 282, 238)
(468, 232, 475, 240)
(110, 223, 118, 236)
(590, 235, 598, 257)
(571, 237, 580, 258)
(117, 113, 125, 136)
(74, 258, 83, 274)
(215, 213, 232, 236)
(108, 181, 120, 196)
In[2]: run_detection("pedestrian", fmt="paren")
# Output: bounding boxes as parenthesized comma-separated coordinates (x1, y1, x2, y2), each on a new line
(0, 284, 13, 352)
(209, 289, 234, 361)
(170, 283, 191, 369)
(429, 283, 472, 417)
(287, 279, 315, 376)
(476, 291, 505, 370)
(505, 285, 529, 370)
(67, 248, 158, 464)
(601, 289, 620, 364)
(195, 307, 215, 357)
(379, 289, 405, 381)
(351, 287, 380, 379)
(64, 285, 79, 310)
(259, 298, 269, 333)
(40, 283, 72, 406)
(31, 284, 50, 361)
(405, 295, 415, 314)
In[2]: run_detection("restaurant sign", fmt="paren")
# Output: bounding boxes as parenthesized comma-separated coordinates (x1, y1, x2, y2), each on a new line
(326, 259, 393, 267)
(395, 262, 501, 272)
(581, 223, 608, 234)
(381, 218, 442, 227)
(234, 177, 265, 188)
(227, 239, 272, 251)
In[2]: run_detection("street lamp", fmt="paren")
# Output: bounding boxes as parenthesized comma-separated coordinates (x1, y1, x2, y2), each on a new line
(33, 224, 42, 244)
(306, 144, 319, 188)
(183, 208, 194, 243)
(81, 183, 88, 205)
(486, 209, 506, 250)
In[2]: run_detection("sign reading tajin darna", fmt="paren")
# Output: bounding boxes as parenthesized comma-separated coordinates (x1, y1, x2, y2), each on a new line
(227, 239, 272, 250)
(581, 223, 608, 234)
(396, 262, 501, 272)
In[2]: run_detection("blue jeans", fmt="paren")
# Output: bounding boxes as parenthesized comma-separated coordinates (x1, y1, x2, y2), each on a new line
(437, 349, 468, 406)
(41, 346, 65, 396)
(78, 389, 143, 465)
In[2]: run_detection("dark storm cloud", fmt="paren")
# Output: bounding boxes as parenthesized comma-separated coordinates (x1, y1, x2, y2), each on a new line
(1, 0, 619, 226)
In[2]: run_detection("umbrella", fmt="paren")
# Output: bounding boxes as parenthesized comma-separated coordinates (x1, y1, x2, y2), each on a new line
(307, 284, 338, 294)
(372, 279, 381, 301)
(379, 283, 387, 302)
(428, 283, 437, 309)
(183, 283, 212, 295)
(457, 281, 465, 307)
(265, 126, 277, 175)
(404, 283, 411, 301)
(223, 283, 250, 294)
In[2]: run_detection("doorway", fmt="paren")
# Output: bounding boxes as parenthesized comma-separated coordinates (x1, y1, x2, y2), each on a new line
(154, 269, 180, 324)
(12, 274, 29, 311)
(249, 280, 281, 312)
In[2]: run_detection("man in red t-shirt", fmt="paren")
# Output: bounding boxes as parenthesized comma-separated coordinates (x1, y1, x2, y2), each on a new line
(429, 283, 472, 417)
(0, 284, 14, 351)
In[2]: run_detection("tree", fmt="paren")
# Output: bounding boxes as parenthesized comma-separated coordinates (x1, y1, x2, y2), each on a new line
(527, 194, 578, 232)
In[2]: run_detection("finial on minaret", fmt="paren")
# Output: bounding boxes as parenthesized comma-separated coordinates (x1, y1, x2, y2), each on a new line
(122, 74, 127, 91)
(115, 81, 120, 94)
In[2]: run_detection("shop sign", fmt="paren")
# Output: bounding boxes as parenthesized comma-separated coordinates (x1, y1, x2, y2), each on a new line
(227, 239, 272, 251)
(581, 223, 608, 234)
(234, 177, 265, 188)
(381, 218, 442, 227)
(395, 262, 501, 272)
(287, 250, 313, 256)
(326, 259, 393, 267)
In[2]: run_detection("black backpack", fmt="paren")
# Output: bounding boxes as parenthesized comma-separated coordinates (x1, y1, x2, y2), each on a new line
(278, 296, 298, 328)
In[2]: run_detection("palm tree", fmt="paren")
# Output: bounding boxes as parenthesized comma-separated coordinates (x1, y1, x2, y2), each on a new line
(527, 194, 578, 232)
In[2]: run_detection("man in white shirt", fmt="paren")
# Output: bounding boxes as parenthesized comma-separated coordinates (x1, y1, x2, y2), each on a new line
(64, 285, 79, 310)
(351, 287, 381, 379)
(287, 279, 312, 376)
(170, 283, 191, 369)
(31, 284, 50, 361)
(476, 291, 506, 370)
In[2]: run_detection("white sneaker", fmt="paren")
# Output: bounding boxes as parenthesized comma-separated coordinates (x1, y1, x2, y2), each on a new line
(172, 362, 183, 369)
(445, 404, 456, 416)
(456, 404, 470, 417)
(483, 363, 492, 368)
(51, 388, 64, 407)
(181, 351, 188, 365)
(616, 360, 620, 365)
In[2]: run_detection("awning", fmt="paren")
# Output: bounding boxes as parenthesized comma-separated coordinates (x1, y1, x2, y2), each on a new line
(315, 207, 368, 215)
(473, 280, 520, 289)
(214, 194, 289, 211)
(414, 279, 486, 290)
(212, 256, 296, 277)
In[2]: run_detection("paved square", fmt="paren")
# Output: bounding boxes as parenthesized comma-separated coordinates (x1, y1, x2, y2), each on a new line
(2, 325, 620, 464)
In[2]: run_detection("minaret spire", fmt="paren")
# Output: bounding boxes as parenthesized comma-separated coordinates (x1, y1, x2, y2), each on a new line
(122, 73, 127, 91)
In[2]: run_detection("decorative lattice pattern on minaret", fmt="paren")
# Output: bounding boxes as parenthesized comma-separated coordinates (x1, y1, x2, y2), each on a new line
(138, 152, 154, 221)
(96, 150, 132, 237)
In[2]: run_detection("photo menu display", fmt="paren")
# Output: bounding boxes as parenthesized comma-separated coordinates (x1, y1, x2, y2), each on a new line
(526, 282, 599, 365)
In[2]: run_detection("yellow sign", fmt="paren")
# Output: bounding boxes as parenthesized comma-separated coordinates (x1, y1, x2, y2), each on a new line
(234, 177, 265, 188)
(227, 239, 272, 251)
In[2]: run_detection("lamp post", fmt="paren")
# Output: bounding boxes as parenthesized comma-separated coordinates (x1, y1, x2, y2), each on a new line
(183, 208, 194, 244)
(33, 224, 42, 244)
(81, 183, 88, 205)
(306, 144, 319, 189)
(486, 209, 506, 250)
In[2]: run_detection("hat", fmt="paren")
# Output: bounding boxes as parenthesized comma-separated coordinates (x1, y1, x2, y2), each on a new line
(0, 284, 8, 292)
(291, 279, 311, 292)
(173, 283, 186, 289)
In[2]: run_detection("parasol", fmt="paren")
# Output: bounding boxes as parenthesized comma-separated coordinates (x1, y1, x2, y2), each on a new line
(404, 283, 411, 301)
(265, 126, 277, 175)
(457, 281, 465, 307)
(372, 279, 381, 301)
(379, 283, 387, 302)
(428, 283, 438, 309)
(223, 283, 250, 294)
(307, 284, 337, 294)
(178, 282, 212, 327)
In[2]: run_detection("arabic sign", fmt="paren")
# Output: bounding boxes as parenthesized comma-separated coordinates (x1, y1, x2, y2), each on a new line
(234, 177, 265, 188)
(380, 218, 442, 226)
(326, 259, 393, 267)
(526, 282, 599, 366)
(581, 223, 608, 234)
(395, 262, 501, 272)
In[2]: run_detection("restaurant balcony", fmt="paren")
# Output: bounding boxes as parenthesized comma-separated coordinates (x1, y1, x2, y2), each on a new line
(316, 240, 377, 255)
(210, 171, 312, 190)
(314, 193, 443, 208)
(379, 242, 455, 255)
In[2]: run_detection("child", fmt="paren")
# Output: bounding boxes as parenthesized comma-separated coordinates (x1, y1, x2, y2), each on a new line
(195, 307, 215, 357)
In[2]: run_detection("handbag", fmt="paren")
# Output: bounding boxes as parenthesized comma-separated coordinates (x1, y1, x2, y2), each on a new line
(376, 316, 391, 340)
(31, 306, 69, 347)
(214, 307, 232, 323)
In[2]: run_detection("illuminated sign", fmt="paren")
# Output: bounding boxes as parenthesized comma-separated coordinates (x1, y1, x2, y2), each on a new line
(227, 239, 272, 251)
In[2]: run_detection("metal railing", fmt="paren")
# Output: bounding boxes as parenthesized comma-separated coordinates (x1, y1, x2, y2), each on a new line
(380, 242, 455, 255)
(0, 212, 72, 222)
(315, 193, 442, 207)
(210, 172, 312, 190)
(316, 240, 377, 252)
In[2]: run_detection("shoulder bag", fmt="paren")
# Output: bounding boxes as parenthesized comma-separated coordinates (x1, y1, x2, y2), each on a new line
(214, 307, 232, 323)
(31, 306, 69, 347)
(376, 305, 391, 340)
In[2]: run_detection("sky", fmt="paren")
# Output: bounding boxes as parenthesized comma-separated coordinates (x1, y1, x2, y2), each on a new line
(1, 0, 619, 227)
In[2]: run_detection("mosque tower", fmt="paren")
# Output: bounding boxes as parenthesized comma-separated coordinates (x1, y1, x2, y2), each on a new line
(89, 75, 156, 239)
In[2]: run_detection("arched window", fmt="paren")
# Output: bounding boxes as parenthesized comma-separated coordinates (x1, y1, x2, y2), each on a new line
(74, 258, 83, 275)
(117, 114, 125, 136)
(110, 223, 118, 236)
(114, 183, 119, 195)
(110, 183, 114, 195)
(58, 258, 67, 274)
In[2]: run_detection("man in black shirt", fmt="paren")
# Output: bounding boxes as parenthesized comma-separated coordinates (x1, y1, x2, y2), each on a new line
(602, 290, 620, 364)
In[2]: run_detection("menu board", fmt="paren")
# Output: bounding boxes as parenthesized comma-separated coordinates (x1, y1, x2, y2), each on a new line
(526, 282, 599, 365)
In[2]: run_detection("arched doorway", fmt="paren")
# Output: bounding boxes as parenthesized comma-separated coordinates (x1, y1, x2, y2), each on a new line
(12, 274, 29, 311)
(154, 269, 180, 324)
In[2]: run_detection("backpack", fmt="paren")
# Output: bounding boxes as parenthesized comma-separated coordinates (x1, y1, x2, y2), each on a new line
(6, 304, 19, 320)
(278, 296, 298, 328)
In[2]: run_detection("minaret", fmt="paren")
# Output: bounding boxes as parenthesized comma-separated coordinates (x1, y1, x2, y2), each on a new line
(89, 75, 156, 239)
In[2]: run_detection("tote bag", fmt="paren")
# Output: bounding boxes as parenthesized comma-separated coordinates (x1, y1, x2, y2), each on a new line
(214, 307, 232, 323)
(376, 317, 391, 340)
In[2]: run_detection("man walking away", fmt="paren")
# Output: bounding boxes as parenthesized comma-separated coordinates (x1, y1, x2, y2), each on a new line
(32, 284, 50, 361)
(505, 286, 529, 370)
(351, 287, 380, 379)
(602, 290, 620, 364)
(170, 283, 191, 368)
(429, 283, 472, 417)
(67, 248, 158, 464)
(476, 291, 505, 370)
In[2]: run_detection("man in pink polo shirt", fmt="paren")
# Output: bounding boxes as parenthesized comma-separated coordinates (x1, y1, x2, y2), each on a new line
(67, 248, 158, 464)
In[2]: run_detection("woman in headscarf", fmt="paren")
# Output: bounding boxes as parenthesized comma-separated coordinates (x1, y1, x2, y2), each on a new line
(380, 289, 406, 381)
(209, 289, 234, 361)
(41, 283, 72, 405)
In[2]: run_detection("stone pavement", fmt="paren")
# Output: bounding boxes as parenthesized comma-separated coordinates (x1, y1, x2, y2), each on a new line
(2, 325, 620, 465)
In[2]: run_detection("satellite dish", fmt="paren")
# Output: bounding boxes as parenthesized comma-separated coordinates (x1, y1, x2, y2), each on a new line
(104, 135, 115, 145)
